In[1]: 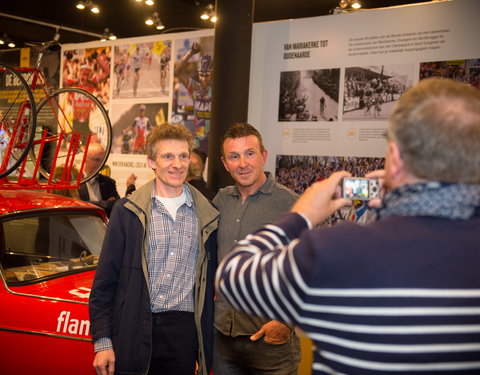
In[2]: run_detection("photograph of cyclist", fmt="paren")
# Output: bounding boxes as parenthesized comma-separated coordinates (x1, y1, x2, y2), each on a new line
(113, 47, 129, 98)
(62, 47, 111, 107)
(132, 47, 141, 97)
(62, 48, 111, 144)
(110, 102, 168, 154)
(173, 37, 214, 152)
(112, 41, 170, 99)
(342, 64, 413, 121)
(122, 104, 151, 154)
(160, 47, 171, 95)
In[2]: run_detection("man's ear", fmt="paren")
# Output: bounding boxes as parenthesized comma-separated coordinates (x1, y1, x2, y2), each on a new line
(261, 148, 268, 166)
(220, 156, 228, 171)
(147, 157, 156, 170)
(388, 141, 406, 182)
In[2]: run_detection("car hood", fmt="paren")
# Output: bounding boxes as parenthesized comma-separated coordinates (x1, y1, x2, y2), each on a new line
(7, 270, 95, 304)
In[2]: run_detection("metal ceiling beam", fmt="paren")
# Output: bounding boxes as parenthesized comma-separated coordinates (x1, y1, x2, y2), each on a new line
(0, 12, 102, 38)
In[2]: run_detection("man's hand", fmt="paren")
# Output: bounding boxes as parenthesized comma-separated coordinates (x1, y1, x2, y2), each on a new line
(93, 349, 115, 375)
(365, 169, 387, 208)
(190, 42, 201, 55)
(291, 171, 352, 226)
(250, 320, 291, 345)
(365, 169, 386, 209)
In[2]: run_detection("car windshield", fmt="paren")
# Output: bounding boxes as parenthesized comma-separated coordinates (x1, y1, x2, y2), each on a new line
(0, 211, 105, 285)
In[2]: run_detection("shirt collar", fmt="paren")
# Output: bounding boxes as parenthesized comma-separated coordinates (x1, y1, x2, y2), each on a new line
(231, 171, 274, 198)
(87, 176, 98, 185)
(151, 183, 194, 208)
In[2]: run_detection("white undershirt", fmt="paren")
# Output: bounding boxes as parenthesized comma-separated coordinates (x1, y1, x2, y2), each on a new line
(86, 177, 102, 201)
(155, 191, 186, 221)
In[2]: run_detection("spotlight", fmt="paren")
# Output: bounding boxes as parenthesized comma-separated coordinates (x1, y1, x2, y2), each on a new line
(100, 28, 116, 42)
(200, 4, 216, 22)
(145, 12, 165, 31)
(0, 34, 15, 48)
(333, 0, 362, 13)
(75, 0, 100, 14)
(351, 1, 361, 9)
(145, 0, 154, 5)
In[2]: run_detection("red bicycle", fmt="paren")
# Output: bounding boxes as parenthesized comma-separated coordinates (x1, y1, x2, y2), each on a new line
(0, 39, 112, 187)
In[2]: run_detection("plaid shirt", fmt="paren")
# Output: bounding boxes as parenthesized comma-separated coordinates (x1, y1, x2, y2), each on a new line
(148, 184, 199, 313)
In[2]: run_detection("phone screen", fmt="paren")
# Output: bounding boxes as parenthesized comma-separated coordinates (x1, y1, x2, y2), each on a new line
(343, 178, 372, 200)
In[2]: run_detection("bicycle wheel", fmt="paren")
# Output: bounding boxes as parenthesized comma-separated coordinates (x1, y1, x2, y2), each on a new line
(32, 87, 111, 184)
(0, 61, 37, 179)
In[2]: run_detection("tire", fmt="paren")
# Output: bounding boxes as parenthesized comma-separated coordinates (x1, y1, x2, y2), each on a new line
(32, 87, 111, 184)
(0, 61, 37, 179)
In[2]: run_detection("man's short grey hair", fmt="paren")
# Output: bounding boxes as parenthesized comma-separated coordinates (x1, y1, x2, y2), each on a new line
(388, 77, 480, 183)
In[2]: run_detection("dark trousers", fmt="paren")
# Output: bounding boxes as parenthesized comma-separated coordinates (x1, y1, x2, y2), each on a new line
(213, 328, 301, 375)
(148, 311, 198, 375)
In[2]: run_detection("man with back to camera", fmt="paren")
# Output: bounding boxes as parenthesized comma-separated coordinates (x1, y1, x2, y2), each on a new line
(216, 78, 480, 374)
(89, 123, 219, 375)
(213, 122, 301, 374)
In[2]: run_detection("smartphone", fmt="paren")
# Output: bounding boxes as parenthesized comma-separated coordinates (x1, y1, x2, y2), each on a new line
(342, 177, 379, 200)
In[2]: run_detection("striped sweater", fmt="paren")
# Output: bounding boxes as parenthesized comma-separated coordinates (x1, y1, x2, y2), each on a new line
(216, 212, 480, 374)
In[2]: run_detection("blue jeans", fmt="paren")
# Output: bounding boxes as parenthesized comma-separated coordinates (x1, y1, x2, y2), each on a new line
(213, 328, 301, 375)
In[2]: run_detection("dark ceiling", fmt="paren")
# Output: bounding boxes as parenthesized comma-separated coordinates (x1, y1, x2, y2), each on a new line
(0, 0, 432, 49)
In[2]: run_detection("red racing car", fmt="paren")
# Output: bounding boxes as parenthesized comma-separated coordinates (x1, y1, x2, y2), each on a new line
(0, 189, 107, 375)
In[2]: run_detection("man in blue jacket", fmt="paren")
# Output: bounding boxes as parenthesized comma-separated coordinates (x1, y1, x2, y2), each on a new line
(216, 78, 480, 374)
(89, 123, 218, 375)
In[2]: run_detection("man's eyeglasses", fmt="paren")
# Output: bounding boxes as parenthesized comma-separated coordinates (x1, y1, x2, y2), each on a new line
(198, 72, 212, 79)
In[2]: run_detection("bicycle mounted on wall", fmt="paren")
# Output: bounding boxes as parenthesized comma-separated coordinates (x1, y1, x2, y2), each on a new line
(0, 37, 112, 190)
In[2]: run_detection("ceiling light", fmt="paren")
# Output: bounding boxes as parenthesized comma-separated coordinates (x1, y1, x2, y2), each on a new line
(351, 1, 362, 9)
(200, 4, 216, 22)
(75, 0, 100, 14)
(100, 28, 116, 42)
(334, 0, 362, 13)
(145, 0, 154, 5)
(145, 12, 165, 31)
(0, 34, 15, 48)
